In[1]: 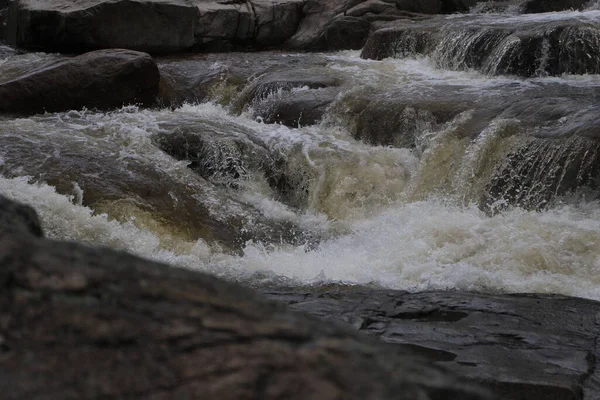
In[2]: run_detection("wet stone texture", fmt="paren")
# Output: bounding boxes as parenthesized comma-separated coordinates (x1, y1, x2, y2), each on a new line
(0, 195, 493, 400)
(263, 288, 600, 400)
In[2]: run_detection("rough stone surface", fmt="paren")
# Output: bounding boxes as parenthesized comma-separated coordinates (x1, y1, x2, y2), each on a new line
(522, 0, 591, 13)
(6, 0, 199, 53)
(0, 49, 159, 114)
(264, 288, 600, 400)
(0, 194, 493, 400)
(361, 18, 600, 77)
(5, 0, 492, 54)
(253, 86, 340, 127)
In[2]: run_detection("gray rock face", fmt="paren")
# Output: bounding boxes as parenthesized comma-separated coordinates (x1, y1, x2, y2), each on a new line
(4, 0, 494, 54)
(264, 288, 600, 400)
(0, 49, 159, 114)
(6, 0, 198, 53)
(0, 194, 493, 400)
(521, 0, 591, 13)
(361, 17, 600, 77)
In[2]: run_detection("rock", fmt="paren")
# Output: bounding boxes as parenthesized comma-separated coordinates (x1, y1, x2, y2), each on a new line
(306, 15, 372, 51)
(331, 88, 473, 147)
(521, 0, 591, 13)
(361, 17, 600, 77)
(0, 195, 43, 237)
(5, 0, 305, 54)
(157, 51, 332, 108)
(6, 0, 199, 53)
(253, 86, 341, 127)
(264, 288, 600, 400)
(236, 67, 342, 114)
(0, 195, 494, 400)
(0, 49, 159, 115)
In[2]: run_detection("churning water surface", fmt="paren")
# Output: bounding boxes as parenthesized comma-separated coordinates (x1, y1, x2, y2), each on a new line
(2, 44, 600, 299)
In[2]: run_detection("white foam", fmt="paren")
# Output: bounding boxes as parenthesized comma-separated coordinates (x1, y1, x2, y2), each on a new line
(233, 200, 600, 300)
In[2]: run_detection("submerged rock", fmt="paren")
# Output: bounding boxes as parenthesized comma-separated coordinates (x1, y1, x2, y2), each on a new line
(0, 194, 493, 400)
(5, 0, 495, 54)
(0, 49, 159, 114)
(265, 288, 600, 400)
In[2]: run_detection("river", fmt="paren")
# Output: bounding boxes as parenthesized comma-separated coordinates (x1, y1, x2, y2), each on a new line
(1, 5, 600, 300)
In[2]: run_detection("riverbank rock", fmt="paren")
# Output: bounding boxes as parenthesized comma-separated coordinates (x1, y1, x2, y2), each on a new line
(361, 16, 600, 77)
(5, 0, 497, 54)
(522, 0, 591, 13)
(264, 288, 600, 400)
(0, 49, 159, 114)
(0, 194, 493, 400)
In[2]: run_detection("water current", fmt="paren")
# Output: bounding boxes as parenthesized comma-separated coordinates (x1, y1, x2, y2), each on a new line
(2, 5, 600, 299)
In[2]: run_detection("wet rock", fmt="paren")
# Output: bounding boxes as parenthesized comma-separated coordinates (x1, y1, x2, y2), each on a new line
(152, 125, 271, 188)
(5, 0, 303, 54)
(254, 86, 341, 127)
(361, 18, 600, 77)
(157, 52, 332, 108)
(264, 288, 600, 400)
(522, 0, 591, 13)
(0, 2, 8, 43)
(0, 195, 43, 237)
(331, 88, 474, 147)
(482, 135, 600, 211)
(6, 0, 199, 53)
(0, 49, 159, 115)
(0, 195, 494, 400)
(311, 15, 372, 51)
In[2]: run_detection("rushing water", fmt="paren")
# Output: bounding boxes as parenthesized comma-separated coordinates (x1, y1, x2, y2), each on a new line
(2, 7, 600, 300)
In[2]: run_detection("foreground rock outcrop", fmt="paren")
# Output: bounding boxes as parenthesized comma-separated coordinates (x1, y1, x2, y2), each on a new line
(265, 288, 600, 400)
(0, 48, 159, 114)
(0, 194, 492, 400)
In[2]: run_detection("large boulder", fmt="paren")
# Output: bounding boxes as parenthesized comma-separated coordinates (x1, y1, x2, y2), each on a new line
(5, 0, 199, 53)
(0, 49, 159, 114)
(266, 289, 600, 400)
(0, 194, 493, 400)
(5, 0, 305, 53)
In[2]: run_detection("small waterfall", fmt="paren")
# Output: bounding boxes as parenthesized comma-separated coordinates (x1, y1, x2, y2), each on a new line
(362, 11, 600, 77)
(483, 135, 600, 210)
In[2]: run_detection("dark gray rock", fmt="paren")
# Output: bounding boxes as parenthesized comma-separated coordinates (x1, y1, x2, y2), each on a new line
(6, 0, 199, 53)
(330, 88, 473, 147)
(264, 288, 600, 400)
(157, 52, 334, 108)
(522, 0, 591, 13)
(0, 195, 43, 237)
(0, 49, 159, 115)
(5, 0, 305, 54)
(361, 18, 600, 77)
(0, 194, 493, 400)
(253, 86, 341, 127)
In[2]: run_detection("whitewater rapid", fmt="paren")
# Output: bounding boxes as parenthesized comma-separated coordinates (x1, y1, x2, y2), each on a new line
(2, 25, 600, 299)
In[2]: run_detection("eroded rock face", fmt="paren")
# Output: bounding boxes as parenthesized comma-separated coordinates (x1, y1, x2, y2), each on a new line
(522, 0, 591, 13)
(0, 49, 159, 114)
(6, 0, 198, 53)
(0, 194, 494, 400)
(4, 0, 495, 54)
(264, 289, 600, 400)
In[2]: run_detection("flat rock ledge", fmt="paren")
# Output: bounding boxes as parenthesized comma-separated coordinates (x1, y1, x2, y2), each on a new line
(264, 288, 600, 400)
(0, 194, 492, 400)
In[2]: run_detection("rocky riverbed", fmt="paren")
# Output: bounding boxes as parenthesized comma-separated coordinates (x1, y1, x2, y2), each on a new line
(1, 0, 600, 399)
